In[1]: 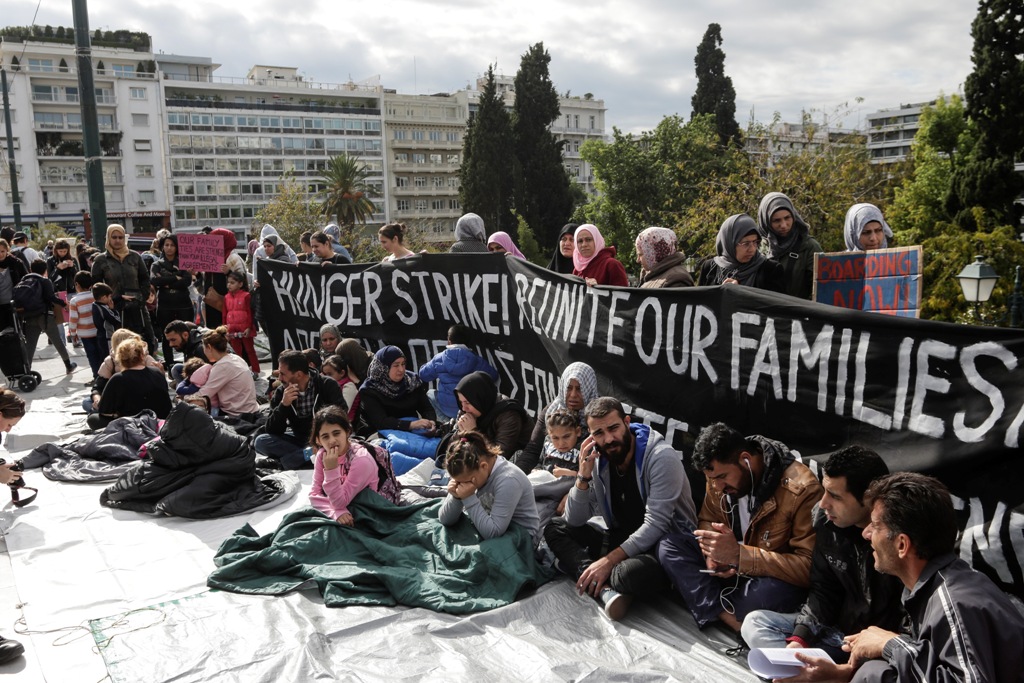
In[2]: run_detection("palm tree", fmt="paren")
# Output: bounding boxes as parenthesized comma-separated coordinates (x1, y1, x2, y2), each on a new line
(318, 154, 377, 227)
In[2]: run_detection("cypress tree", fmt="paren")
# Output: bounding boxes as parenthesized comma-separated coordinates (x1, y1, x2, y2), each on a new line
(512, 42, 573, 248)
(949, 0, 1024, 225)
(691, 23, 742, 147)
(459, 66, 514, 235)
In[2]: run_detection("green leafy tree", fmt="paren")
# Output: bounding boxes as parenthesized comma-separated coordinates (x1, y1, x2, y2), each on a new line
(577, 114, 742, 268)
(252, 172, 323, 252)
(948, 0, 1024, 225)
(512, 42, 574, 248)
(691, 23, 742, 147)
(460, 66, 514, 235)
(514, 212, 545, 265)
(317, 153, 376, 228)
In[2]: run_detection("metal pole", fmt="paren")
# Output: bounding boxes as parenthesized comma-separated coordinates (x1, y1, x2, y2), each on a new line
(1, 68, 23, 233)
(72, 0, 108, 248)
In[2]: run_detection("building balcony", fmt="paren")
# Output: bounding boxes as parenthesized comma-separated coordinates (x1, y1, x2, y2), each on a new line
(390, 161, 459, 173)
(391, 186, 459, 197)
(388, 139, 461, 150)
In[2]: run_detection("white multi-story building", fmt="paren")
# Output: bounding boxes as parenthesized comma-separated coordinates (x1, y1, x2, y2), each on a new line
(0, 30, 169, 234)
(865, 101, 934, 164)
(2, 29, 607, 246)
(156, 57, 385, 232)
(745, 120, 866, 165)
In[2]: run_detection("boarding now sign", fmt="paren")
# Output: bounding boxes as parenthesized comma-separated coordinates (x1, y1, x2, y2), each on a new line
(813, 247, 922, 318)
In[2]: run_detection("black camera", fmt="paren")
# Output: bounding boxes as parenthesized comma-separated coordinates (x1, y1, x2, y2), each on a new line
(0, 458, 35, 507)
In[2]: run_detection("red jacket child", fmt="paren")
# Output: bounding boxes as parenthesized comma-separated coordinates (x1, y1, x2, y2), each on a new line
(223, 275, 261, 374)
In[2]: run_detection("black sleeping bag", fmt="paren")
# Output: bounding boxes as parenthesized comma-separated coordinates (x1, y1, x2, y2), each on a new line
(100, 402, 286, 518)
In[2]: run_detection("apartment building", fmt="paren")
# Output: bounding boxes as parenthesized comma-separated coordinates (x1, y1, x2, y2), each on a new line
(2, 29, 606, 246)
(0, 30, 169, 233)
(745, 120, 866, 165)
(865, 101, 933, 164)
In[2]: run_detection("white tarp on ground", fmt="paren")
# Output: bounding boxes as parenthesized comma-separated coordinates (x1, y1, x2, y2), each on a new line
(2, 468, 760, 682)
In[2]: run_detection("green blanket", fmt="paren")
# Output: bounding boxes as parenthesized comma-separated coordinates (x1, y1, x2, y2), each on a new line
(208, 490, 551, 614)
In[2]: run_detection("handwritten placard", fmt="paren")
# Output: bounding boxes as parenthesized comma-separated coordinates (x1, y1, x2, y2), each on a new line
(178, 233, 225, 272)
(814, 246, 922, 318)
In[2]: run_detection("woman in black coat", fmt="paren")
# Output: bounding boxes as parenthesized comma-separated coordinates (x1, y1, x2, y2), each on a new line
(151, 235, 196, 371)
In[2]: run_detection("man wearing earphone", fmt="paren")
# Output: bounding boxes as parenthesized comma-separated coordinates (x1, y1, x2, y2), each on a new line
(657, 422, 822, 634)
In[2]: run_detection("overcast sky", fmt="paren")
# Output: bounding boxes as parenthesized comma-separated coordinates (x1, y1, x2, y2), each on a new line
(9, 0, 977, 133)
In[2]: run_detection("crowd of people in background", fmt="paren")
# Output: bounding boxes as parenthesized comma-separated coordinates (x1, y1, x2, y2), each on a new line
(2, 194, 1020, 682)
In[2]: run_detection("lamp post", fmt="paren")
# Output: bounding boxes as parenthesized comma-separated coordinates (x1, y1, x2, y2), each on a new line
(955, 256, 1023, 327)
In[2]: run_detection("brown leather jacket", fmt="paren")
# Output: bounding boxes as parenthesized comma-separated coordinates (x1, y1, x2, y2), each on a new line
(698, 460, 822, 587)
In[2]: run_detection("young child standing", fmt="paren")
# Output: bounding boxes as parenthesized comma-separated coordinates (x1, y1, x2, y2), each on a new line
(68, 271, 100, 379)
(90, 282, 121, 360)
(439, 431, 539, 542)
(308, 406, 381, 526)
(223, 271, 259, 374)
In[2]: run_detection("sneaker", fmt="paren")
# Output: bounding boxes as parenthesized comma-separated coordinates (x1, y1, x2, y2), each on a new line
(65, 361, 78, 374)
(598, 587, 632, 621)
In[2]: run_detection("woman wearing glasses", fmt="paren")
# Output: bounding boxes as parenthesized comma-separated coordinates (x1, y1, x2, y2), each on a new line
(698, 214, 785, 292)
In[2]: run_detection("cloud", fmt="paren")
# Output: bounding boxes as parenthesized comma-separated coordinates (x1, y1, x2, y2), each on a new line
(8, 0, 976, 133)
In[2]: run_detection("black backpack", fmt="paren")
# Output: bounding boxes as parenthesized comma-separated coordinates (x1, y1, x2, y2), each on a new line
(11, 247, 31, 272)
(13, 275, 46, 315)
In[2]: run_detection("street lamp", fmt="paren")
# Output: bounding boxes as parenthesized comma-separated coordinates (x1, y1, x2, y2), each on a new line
(956, 256, 1023, 327)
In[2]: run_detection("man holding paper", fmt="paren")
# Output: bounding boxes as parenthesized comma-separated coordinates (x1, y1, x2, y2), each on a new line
(741, 447, 904, 668)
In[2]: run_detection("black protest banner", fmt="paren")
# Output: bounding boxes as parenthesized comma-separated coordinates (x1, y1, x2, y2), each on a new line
(258, 255, 1024, 599)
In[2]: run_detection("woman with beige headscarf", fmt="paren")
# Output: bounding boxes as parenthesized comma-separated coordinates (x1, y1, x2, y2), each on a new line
(91, 224, 158, 355)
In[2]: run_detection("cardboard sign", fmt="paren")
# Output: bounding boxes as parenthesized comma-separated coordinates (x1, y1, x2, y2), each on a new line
(178, 233, 225, 272)
(814, 246, 922, 318)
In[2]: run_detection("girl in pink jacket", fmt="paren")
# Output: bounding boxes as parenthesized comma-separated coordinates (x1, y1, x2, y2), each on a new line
(309, 406, 379, 525)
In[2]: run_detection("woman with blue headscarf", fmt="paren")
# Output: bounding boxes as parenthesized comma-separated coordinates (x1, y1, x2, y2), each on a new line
(358, 346, 436, 435)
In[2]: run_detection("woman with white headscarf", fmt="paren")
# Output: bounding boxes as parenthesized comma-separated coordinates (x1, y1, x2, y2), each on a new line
(635, 227, 694, 288)
(573, 224, 628, 287)
(756, 192, 822, 299)
(698, 214, 785, 292)
(844, 203, 893, 252)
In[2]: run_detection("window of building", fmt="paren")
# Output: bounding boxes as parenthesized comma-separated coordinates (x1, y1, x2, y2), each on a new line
(447, 177, 459, 188)
(394, 129, 407, 141)
(446, 153, 459, 163)
(412, 130, 424, 141)
(396, 199, 410, 211)
(429, 131, 442, 142)
(433, 177, 444, 188)
(446, 131, 459, 142)
(574, 114, 580, 128)
(95, 88, 114, 104)
(573, 140, 580, 152)
(27, 58, 54, 72)
(97, 114, 115, 130)
(134, 139, 152, 151)
(132, 113, 150, 127)
(589, 115, 596, 129)
(429, 153, 442, 163)
(34, 112, 64, 128)
(32, 84, 56, 101)
(138, 190, 156, 204)
(395, 177, 408, 188)
(431, 199, 444, 210)
(64, 86, 79, 102)
(112, 64, 135, 77)
(414, 177, 426, 187)
(136, 165, 154, 178)
(413, 153, 426, 164)
(130, 87, 147, 100)
(414, 200, 428, 211)
(448, 198, 461, 210)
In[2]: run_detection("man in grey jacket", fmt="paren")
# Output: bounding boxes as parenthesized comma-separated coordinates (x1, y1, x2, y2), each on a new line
(544, 396, 696, 620)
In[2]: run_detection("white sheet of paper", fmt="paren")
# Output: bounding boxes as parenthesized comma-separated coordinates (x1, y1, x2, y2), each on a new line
(747, 647, 834, 679)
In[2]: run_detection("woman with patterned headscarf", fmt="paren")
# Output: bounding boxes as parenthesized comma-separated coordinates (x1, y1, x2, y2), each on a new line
(573, 224, 629, 287)
(756, 192, 822, 300)
(514, 361, 600, 474)
(698, 214, 785, 292)
(358, 346, 436, 435)
(635, 227, 694, 288)
(844, 203, 893, 252)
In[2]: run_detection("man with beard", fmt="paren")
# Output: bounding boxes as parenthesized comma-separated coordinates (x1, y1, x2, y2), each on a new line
(741, 446, 904, 673)
(543, 397, 696, 620)
(658, 422, 822, 633)
(163, 320, 209, 383)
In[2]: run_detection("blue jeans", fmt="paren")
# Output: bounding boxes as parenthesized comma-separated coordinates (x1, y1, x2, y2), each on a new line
(426, 389, 455, 423)
(741, 610, 849, 662)
(657, 530, 807, 628)
(253, 432, 309, 470)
